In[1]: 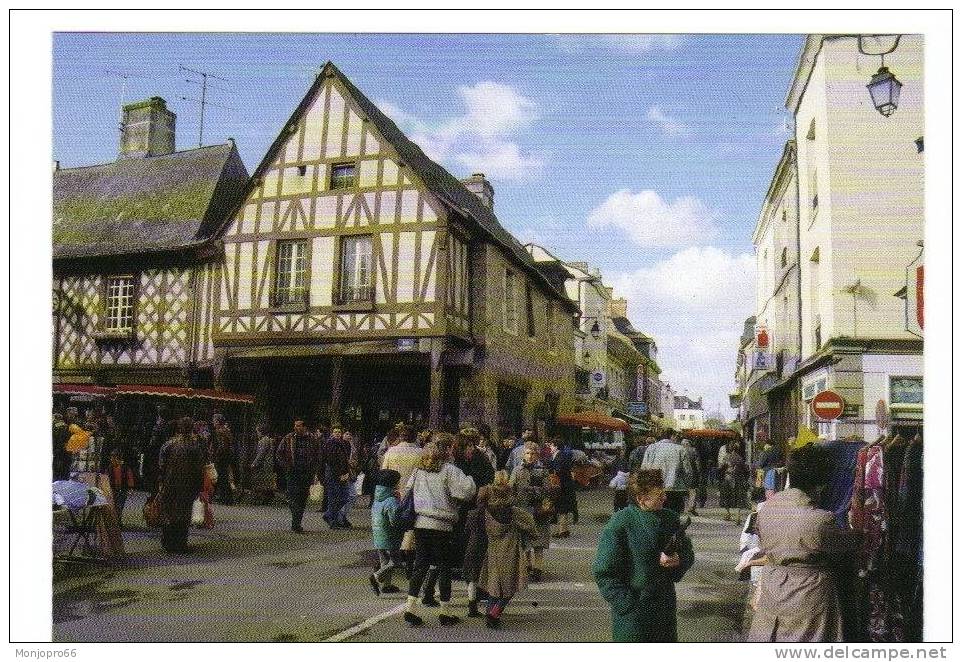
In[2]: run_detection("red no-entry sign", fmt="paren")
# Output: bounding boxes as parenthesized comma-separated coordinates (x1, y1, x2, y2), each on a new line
(811, 390, 845, 421)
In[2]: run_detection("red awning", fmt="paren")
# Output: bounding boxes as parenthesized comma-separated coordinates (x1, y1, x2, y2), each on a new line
(681, 429, 738, 440)
(556, 411, 631, 432)
(53, 384, 116, 397)
(114, 385, 255, 404)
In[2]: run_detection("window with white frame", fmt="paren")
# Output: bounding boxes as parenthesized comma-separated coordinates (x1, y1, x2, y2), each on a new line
(503, 269, 518, 334)
(274, 239, 309, 305)
(338, 235, 373, 303)
(104, 275, 135, 333)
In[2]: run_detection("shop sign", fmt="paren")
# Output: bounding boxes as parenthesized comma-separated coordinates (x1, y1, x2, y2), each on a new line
(755, 325, 771, 350)
(396, 338, 416, 351)
(627, 401, 647, 417)
(811, 390, 845, 421)
(590, 369, 607, 388)
(803, 376, 828, 401)
(890, 377, 923, 405)
(906, 251, 923, 337)
(753, 351, 773, 371)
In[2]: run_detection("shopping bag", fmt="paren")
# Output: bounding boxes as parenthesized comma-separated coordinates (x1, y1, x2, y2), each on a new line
(354, 473, 365, 496)
(143, 494, 162, 528)
(191, 499, 205, 526)
(308, 481, 323, 503)
(396, 486, 417, 531)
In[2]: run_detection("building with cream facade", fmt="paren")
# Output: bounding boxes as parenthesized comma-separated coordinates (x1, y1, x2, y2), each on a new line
(738, 34, 924, 446)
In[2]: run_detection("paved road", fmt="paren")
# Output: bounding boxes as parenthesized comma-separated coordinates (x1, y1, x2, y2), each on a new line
(52, 488, 748, 642)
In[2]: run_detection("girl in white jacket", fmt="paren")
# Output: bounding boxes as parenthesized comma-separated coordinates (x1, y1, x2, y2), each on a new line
(403, 434, 477, 627)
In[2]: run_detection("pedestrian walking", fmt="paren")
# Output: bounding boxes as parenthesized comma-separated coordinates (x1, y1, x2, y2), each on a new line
(509, 442, 552, 582)
(610, 465, 630, 513)
(382, 424, 425, 569)
(495, 430, 515, 471)
(157, 417, 207, 553)
(142, 407, 171, 496)
(465, 478, 539, 629)
(52, 410, 72, 481)
(450, 429, 495, 579)
(641, 431, 695, 513)
(546, 438, 577, 538)
(249, 424, 277, 505)
(369, 469, 403, 595)
(681, 438, 702, 515)
(211, 414, 235, 505)
(401, 433, 477, 628)
(748, 444, 861, 642)
(719, 441, 750, 521)
(593, 468, 695, 642)
(505, 430, 534, 475)
(322, 427, 352, 529)
(275, 419, 320, 533)
(341, 430, 365, 524)
(107, 448, 136, 526)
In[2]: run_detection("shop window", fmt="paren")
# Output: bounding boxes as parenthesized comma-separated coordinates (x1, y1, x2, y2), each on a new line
(338, 235, 374, 304)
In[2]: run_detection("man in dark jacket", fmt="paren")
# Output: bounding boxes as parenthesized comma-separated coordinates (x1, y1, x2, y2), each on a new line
(52, 410, 72, 480)
(276, 419, 320, 533)
(211, 414, 235, 505)
(321, 427, 352, 529)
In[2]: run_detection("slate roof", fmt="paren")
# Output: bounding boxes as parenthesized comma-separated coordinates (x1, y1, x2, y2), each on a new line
(53, 142, 248, 259)
(242, 61, 578, 312)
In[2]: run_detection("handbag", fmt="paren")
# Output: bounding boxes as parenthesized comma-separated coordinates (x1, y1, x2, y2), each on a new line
(143, 494, 162, 528)
(206, 463, 218, 484)
(308, 481, 323, 503)
(191, 499, 205, 526)
(396, 477, 417, 531)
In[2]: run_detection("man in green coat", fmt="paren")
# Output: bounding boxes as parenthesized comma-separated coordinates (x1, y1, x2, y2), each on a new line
(593, 468, 695, 642)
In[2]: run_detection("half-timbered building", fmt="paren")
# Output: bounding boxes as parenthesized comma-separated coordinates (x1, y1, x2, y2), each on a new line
(52, 96, 249, 421)
(215, 63, 578, 439)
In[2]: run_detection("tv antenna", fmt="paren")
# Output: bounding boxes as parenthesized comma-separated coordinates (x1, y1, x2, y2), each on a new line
(179, 65, 230, 147)
(106, 69, 142, 139)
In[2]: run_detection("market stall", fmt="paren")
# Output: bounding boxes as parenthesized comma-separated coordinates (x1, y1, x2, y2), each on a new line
(555, 411, 631, 487)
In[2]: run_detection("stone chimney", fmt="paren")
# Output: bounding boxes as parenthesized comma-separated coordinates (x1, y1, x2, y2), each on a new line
(119, 96, 176, 159)
(461, 172, 494, 210)
(610, 297, 628, 319)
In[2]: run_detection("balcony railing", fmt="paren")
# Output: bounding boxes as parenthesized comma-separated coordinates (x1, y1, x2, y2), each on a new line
(336, 283, 374, 305)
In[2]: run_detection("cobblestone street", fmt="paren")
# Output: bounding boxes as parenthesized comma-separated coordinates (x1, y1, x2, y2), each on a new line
(53, 489, 747, 643)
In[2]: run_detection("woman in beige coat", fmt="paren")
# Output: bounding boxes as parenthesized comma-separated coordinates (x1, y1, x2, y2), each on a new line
(748, 445, 861, 642)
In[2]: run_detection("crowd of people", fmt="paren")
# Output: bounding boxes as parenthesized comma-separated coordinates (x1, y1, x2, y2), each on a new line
(55, 404, 918, 644)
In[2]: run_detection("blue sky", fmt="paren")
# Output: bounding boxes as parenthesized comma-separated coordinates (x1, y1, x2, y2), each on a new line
(53, 32, 805, 415)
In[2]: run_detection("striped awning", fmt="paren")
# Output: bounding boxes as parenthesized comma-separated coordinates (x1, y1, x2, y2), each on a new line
(556, 410, 631, 432)
(114, 385, 255, 404)
(53, 384, 115, 397)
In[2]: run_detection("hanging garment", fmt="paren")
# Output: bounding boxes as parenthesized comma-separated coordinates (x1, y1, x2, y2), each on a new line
(818, 441, 862, 528)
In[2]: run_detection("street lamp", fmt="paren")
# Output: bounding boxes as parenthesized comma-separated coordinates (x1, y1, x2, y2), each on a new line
(867, 66, 902, 117)
(590, 320, 601, 339)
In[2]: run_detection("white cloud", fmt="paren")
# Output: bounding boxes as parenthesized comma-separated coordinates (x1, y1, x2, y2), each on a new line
(646, 105, 690, 136)
(550, 34, 684, 54)
(609, 246, 756, 415)
(377, 81, 543, 182)
(586, 189, 718, 248)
